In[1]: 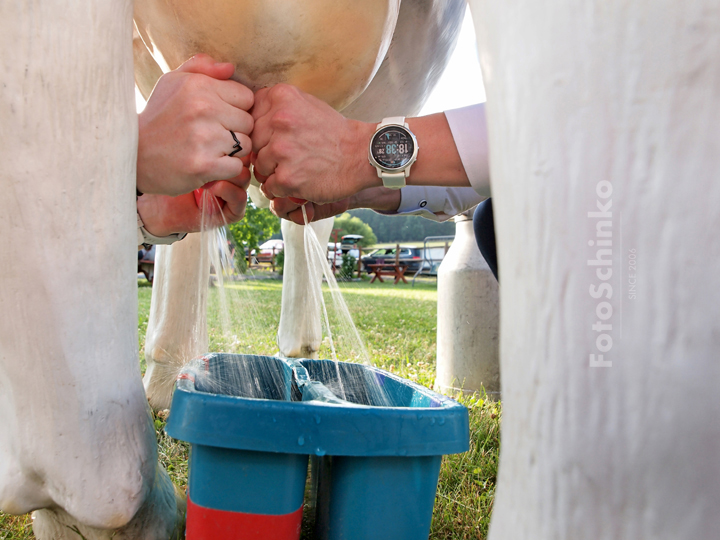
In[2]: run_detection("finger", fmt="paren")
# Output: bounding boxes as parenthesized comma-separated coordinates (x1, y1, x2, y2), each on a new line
(313, 201, 349, 221)
(206, 181, 248, 224)
(250, 109, 274, 154)
(269, 197, 302, 219)
(287, 205, 314, 225)
(259, 179, 276, 200)
(253, 169, 268, 184)
(218, 168, 251, 191)
(251, 87, 273, 121)
(221, 129, 252, 159)
(205, 154, 246, 183)
(176, 54, 234, 80)
(220, 108, 254, 138)
(209, 78, 254, 111)
(252, 145, 279, 178)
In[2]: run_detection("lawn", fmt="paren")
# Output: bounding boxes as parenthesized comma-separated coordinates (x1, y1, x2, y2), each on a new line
(1, 277, 500, 540)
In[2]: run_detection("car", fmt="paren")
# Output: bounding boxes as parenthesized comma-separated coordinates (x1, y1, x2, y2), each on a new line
(252, 239, 284, 263)
(328, 243, 360, 266)
(340, 234, 364, 251)
(361, 246, 423, 273)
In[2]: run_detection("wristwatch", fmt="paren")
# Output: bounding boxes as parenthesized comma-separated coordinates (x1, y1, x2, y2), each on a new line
(368, 116, 419, 189)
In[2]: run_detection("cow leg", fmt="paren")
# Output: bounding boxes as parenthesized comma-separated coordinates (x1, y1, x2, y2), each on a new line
(469, 0, 720, 537)
(144, 234, 210, 410)
(0, 0, 182, 536)
(278, 217, 336, 358)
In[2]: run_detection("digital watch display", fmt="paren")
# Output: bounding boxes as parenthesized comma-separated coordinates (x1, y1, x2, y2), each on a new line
(370, 126, 415, 169)
(368, 117, 419, 189)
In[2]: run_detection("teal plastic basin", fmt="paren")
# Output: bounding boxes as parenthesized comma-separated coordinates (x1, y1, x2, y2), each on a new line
(167, 353, 469, 540)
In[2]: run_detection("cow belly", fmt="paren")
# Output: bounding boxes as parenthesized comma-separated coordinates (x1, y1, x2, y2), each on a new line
(134, 0, 401, 110)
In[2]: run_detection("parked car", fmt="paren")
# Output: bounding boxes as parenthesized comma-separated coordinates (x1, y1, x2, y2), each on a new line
(361, 246, 423, 273)
(328, 243, 359, 265)
(252, 239, 284, 263)
(340, 234, 363, 252)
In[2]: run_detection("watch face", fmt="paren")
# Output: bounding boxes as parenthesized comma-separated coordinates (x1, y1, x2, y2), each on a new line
(371, 126, 415, 169)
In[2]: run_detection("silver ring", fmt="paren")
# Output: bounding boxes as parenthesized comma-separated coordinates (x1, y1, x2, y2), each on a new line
(229, 130, 242, 157)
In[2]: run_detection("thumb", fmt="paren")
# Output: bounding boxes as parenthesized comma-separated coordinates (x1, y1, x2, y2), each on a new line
(176, 53, 234, 80)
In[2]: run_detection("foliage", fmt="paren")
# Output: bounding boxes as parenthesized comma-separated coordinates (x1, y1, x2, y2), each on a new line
(227, 203, 280, 258)
(233, 246, 248, 274)
(333, 212, 377, 246)
(275, 249, 285, 276)
(337, 253, 357, 280)
(348, 208, 456, 243)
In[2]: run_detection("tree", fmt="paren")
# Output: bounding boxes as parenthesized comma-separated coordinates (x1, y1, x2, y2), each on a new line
(347, 209, 455, 243)
(333, 212, 377, 246)
(227, 203, 281, 270)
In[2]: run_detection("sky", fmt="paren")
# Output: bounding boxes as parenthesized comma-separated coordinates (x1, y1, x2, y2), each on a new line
(419, 5, 486, 116)
(136, 5, 485, 115)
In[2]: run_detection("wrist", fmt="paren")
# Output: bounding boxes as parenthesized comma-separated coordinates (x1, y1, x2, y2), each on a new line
(137, 195, 174, 237)
(349, 186, 401, 213)
(346, 119, 380, 194)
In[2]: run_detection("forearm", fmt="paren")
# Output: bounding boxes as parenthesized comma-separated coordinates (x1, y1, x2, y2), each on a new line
(348, 112, 477, 193)
(347, 186, 401, 213)
(252, 86, 489, 204)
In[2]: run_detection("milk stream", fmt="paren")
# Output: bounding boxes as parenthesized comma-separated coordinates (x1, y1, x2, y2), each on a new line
(194, 191, 389, 406)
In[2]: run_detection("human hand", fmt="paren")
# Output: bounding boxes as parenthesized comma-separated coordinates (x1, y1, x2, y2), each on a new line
(270, 197, 351, 225)
(270, 186, 402, 226)
(137, 160, 251, 236)
(137, 54, 254, 197)
(251, 84, 376, 204)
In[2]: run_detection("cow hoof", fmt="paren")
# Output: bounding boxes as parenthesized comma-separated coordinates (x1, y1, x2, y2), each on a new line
(32, 465, 185, 540)
(143, 354, 185, 411)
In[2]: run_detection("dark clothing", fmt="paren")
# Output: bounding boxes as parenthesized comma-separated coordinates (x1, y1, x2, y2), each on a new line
(473, 198, 498, 281)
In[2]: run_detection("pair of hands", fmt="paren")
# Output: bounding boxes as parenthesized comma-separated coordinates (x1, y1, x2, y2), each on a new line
(137, 54, 376, 237)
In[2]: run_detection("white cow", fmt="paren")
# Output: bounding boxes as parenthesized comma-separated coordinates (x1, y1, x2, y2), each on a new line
(468, 0, 720, 538)
(0, 0, 466, 536)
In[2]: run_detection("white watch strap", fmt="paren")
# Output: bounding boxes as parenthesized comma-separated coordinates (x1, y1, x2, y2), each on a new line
(380, 171, 407, 189)
(376, 116, 410, 189)
(137, 210, 187, 247)
(378, 116, 406, 128)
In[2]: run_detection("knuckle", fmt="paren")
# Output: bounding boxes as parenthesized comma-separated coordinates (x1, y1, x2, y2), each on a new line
(180, 72, 204, 92)
(187, 154, 212, 177)
(187, 97, 212, 118)
(268, 83, 298, 102)
(245, 114, 255, 133)
(239, 86, 254, 108)
(270, 109, 294, 131)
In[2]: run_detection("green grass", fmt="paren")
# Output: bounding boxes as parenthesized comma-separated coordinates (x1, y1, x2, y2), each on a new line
(1, 277, 500, 539)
